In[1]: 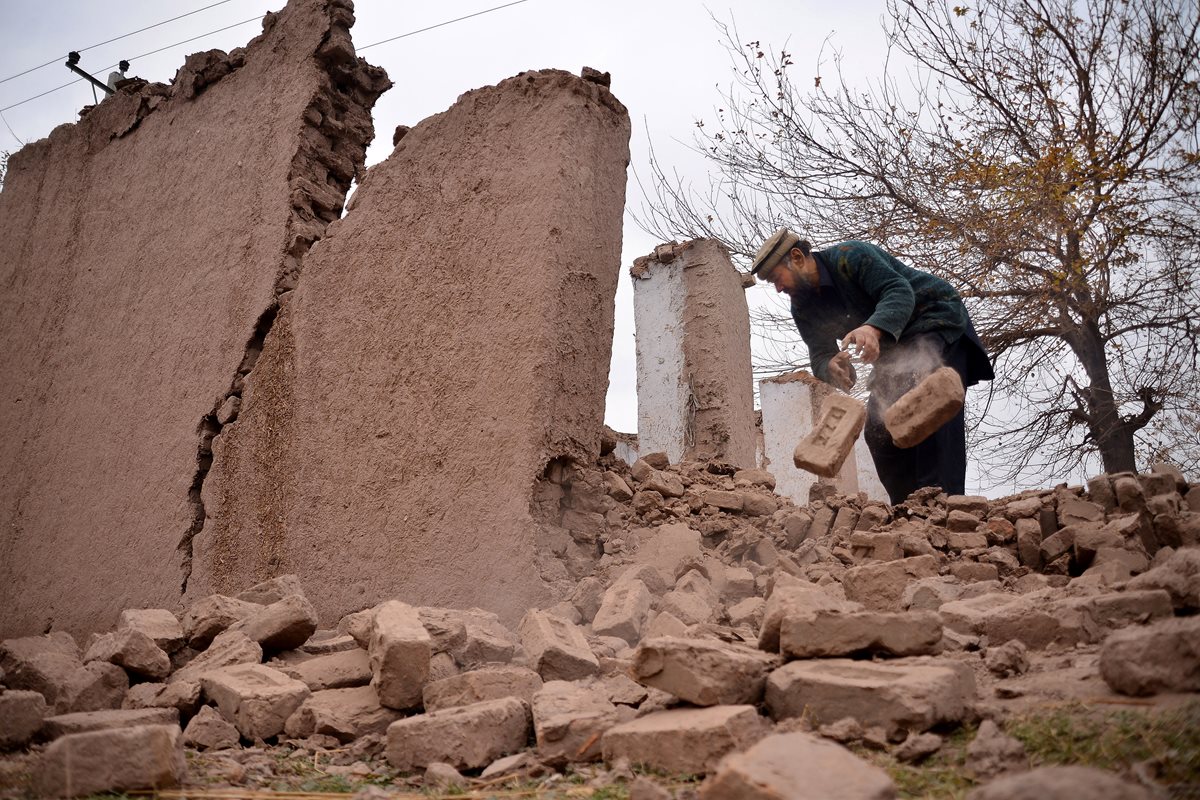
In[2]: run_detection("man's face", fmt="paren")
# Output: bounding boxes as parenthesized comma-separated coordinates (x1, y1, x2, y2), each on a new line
(764, 259, 799, 295)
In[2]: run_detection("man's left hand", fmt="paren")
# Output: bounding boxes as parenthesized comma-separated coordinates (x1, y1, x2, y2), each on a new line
(842, 325, 884, 363)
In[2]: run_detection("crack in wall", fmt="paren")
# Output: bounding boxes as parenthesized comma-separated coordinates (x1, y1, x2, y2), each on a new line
(176, 4, 391, 595)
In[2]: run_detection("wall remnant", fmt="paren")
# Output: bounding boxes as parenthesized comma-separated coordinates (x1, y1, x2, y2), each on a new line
(189, 69, 632, 626)
(0, 0, 389, 638)
(630, 240, 757, 468)
(759, 372, 887, 504)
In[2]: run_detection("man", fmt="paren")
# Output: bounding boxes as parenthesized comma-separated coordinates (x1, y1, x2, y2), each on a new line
(751, 228, 993, 503)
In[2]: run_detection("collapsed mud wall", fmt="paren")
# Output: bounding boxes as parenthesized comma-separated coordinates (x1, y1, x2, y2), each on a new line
(0, 0, 388, 637)
(189, 70, 632, 625)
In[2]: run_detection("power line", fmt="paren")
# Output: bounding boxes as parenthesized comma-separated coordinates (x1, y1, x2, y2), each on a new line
(0, 0, 238, 87)
(1, 0, 537, 117)
(1, 110, 24, 146)
(0, 15, 264, 114)
(358, 0, 532, 50)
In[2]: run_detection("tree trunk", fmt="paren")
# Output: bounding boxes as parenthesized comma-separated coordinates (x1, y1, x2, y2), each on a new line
(1072, 320, 1139, 473)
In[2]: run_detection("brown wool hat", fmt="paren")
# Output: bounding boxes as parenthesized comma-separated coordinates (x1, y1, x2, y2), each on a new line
(751, 227, 802, 277)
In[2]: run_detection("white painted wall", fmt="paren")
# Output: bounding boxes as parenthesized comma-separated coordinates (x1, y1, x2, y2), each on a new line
(632, 263, 688, 463)
(855, 437, 889, 503)
(759, 378, 819, 505)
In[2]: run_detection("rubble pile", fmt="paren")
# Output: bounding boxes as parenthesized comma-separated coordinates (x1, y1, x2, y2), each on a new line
(1, 452, 1197, 798)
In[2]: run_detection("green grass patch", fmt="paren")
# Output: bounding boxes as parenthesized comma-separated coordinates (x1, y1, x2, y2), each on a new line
(854, 701, 1200, 799)
(853, 725, 978, 800)
(1007, 700, 1200, 785)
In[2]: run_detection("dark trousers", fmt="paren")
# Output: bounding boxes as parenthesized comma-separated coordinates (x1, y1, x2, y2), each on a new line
(864, 333, 970, 504)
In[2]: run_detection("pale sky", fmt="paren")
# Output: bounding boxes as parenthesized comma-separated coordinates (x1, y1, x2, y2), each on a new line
(3, 1, 1019, 489)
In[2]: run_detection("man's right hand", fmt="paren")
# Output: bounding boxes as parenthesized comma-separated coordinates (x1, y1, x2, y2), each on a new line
(827, 351, 856, 391)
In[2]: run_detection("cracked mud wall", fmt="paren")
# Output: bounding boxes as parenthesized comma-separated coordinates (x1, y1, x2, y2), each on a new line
(191, 69, 632, 626)
(0, 0, 388, 637)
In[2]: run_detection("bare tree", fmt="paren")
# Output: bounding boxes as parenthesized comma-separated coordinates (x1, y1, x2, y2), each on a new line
(640, 0, 1200, 486)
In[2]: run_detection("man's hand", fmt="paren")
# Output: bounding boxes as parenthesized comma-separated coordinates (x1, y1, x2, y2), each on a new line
(827, 351, 856, 391)
(842, 325, 884, 363)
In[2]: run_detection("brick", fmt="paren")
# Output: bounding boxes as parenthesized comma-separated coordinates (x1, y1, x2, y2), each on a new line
(883, 367, 964, 448)
(1087, 475, 1117, 512)
(283, 685, 401, 742)
(170, 630, 262, 686)
(946, 510, 981, 533)
(700, 731, 896, 799)
(903, 577, 963, 611)
(632, 637, 777, 706)
(630, 522, 703, 586)
(643, 611, 689, 640)
(422, 666, 543, 712)
(84, 629, 171, 681)
(1057, 497, 1105, 527)
(226, 593, 319, 651)
(448, 609, 519, 668)
(276, 648, 371, 691)
(946, 531, 988, 551)
(200, 663, 310, 740)
(741, 492, 779, 517)
(1128, 548, 1200, 610)
(0, 690, 47, 749)
(601, 705, 768, 775)
(946, 495, 989, 516)
(117, 609, 185, 654)
(850, 531, 903, 561)
(518, 610, 598, 681)
(940, 589, 1172, 649)
(841, 555, 940, 612)
(369, 600, 432, 710)
(759, 582, 861, 652)
(1040, 525, 1082, 562)
(831, 506, 861, 537)
(1099, 616, 1200, 696)
(1015, 518, 1043, 568)
(603, 471, 634, 501)
(766, 658, 976, 737)
(0, 632, 81, 708)
(779, 610, 943, 659)
(793, 394, 867, 477)
(40, 707, 179, 741)
(182, 705, 240, 750)
(35, 724, 185, 797)
(728, 597, 766, 628)
(702, 490, 743, 511)
(531, 680, 619, 765)
(968, 765, 1158, 800)
(182, 595, 262, 649)
(55, 662, 128, 715)
(949, 562, 999, 583)
(385, 697, 531, 771)
(592, 579, 653, 645)
(643, 470, 685, 498)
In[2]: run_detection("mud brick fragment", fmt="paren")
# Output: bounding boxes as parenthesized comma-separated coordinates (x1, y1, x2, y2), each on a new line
(518, 610, 598, 681)
(35, 724, 185, 797)
(884, 367, 964, 448)
(385, 697, 531, 771)
(601, 705, 768, 775)
(793, 394, 867, 477)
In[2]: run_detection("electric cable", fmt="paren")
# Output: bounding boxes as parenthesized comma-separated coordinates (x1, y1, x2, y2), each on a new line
(1, 109, 24, 145)
(0, 14, 263, 113)
(358, 0, 532, 51)
(0, 0, 536, 116)
(0, 0, 238, 86)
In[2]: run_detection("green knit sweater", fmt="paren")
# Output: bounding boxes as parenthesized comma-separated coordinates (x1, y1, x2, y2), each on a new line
(791, 240, 971, 384)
